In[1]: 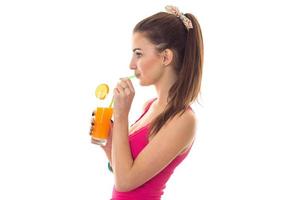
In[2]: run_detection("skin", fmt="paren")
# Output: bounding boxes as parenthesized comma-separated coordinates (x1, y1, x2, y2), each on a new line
(91, 32, 196, 192)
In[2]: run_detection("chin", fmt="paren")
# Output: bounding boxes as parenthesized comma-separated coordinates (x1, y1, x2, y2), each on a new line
(138, 79, 151, 86)
(139, 81, 147, 86)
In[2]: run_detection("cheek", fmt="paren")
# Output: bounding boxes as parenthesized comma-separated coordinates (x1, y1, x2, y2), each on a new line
(139, 57, 160, 74)
(139, 59, 162, 84)
(137, 59, 151, 76)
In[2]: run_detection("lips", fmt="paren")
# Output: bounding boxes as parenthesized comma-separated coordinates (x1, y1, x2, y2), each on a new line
(135, 72, 140, 77)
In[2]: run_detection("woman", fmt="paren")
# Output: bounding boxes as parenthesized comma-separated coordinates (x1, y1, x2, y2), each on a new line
(91, 5, 204, 199)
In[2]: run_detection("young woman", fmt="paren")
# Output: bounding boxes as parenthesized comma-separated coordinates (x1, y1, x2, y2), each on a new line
(91, 5, 204, 199)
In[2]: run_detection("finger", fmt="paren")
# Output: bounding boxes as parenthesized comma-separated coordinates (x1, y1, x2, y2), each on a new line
(92, 110, 95, 116)
(119, 80, 128, 89)
(116, 83, 122, 92)
(117, 80, 123, 87)
(109, 122, 113, 131)
(124, 87, 131, 95)
(116, 85, 125, 95)
(125, 79, 134, 93)
(119, 77, 127, 81)
(114, 87, 120, 95)
(91, 118, 94, 125)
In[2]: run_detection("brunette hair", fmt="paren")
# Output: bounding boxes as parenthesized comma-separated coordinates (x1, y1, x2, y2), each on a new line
(133, 11, 204, 139)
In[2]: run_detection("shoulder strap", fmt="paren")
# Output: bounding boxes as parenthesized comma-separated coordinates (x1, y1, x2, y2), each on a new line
(143, 98, 157, 112)
(130, 98, 157, 127)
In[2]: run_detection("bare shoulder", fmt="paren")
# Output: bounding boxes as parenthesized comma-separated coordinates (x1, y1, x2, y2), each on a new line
(154, 108, 197, 147)
(178, 108, 196, 125)
(167, 108, 196, 138)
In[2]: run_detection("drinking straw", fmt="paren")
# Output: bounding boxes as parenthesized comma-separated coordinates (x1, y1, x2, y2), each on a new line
(108, 75, 136, 108)
(126, 75, 136, 79)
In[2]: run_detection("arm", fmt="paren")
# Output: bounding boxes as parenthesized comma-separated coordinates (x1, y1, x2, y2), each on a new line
(104, 146, 112, 164)
(106, 99, 152, 168)
(100, 120, 113, 165)
(112, 110, 196, 192)
(111, 115, 132, 186)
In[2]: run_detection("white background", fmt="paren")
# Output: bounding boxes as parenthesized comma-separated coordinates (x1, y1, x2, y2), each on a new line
(0, 0, 299, 199)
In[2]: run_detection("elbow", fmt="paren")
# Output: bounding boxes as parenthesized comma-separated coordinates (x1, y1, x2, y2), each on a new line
(115, 182, 132, 192)
(114, 177, 135, 192)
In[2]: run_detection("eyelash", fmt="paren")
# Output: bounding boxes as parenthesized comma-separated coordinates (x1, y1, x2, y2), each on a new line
(134, 52, 142, 57)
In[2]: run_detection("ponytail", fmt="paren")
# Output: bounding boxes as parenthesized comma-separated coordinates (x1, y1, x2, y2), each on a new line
(133, 12, 204, 140)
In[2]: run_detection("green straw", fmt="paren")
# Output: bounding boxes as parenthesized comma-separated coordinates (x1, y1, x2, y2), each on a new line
(108, 75, 136, 108)
(127, 75, 136, 79)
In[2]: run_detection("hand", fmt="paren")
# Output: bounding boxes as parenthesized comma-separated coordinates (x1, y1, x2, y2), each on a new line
(113, 78, 135, 118)
(90, 110, 113, 158)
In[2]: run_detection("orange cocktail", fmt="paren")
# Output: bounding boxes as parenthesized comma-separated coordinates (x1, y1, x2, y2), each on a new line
(92, 107, 113, 145)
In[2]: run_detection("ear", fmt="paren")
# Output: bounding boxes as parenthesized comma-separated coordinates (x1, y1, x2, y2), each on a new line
(161, 49, 173, 66)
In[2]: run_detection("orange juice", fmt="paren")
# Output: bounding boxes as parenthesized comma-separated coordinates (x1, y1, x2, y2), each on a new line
(92, 107, 113, 145)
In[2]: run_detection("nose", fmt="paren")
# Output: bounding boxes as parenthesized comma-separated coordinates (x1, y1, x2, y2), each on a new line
(129, 59, 137, 70)
(129, 65, 136, 70)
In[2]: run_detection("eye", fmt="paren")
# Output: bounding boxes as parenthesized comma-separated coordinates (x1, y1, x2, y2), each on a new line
(134, 52, 142, 58)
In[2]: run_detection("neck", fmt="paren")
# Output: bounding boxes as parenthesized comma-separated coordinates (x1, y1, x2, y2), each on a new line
(153, 67, 178, 109)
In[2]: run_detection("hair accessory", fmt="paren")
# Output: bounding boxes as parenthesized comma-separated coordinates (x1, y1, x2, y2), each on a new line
(165, 5, 193, 30)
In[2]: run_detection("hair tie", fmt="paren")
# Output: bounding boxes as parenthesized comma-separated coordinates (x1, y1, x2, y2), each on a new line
(165, 5, 193, 30)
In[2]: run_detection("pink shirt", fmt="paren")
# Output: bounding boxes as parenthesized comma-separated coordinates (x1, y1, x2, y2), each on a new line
(111, 98, 194, 200)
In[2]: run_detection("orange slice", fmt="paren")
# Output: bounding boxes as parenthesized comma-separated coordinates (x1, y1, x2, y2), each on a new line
(95, 83, 109, 100)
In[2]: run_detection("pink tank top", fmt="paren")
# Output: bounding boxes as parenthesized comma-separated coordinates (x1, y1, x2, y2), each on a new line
(111, 98, 194, 200)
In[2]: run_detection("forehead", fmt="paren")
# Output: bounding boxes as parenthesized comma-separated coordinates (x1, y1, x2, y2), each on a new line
(132, 32, 155, 51)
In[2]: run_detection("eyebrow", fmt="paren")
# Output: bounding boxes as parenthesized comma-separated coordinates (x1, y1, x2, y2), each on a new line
(132, 48, 142, 52)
